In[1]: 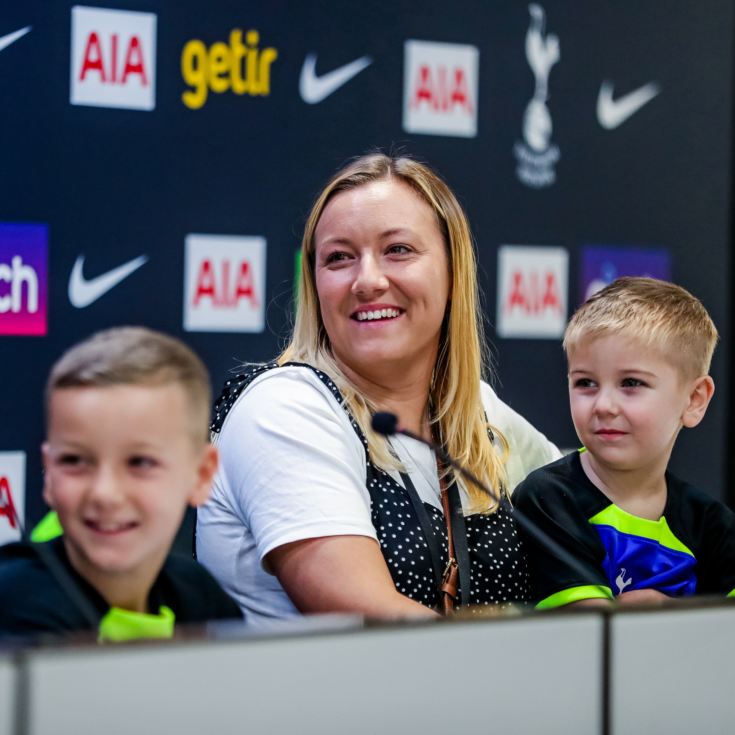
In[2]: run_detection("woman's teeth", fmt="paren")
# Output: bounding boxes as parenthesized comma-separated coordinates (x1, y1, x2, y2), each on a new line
(355, 308, 400, 321)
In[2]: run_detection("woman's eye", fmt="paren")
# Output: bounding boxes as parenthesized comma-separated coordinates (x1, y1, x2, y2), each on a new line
(387, 244, 411, 255)
(324, 251, 350, 265)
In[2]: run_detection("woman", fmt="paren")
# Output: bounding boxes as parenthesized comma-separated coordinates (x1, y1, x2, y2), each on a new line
(197, 154, 560, 624)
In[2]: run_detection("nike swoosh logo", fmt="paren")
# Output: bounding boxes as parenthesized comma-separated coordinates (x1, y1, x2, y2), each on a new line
(299, 53, 372, 104)
(68, 254, 148, 308)
(597, 80, 661, 130)
(0, 26, 32, 54)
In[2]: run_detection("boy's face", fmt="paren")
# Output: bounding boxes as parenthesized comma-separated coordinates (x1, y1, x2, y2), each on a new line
(567, 334, 713, 475)
(42, 383, 217, 591)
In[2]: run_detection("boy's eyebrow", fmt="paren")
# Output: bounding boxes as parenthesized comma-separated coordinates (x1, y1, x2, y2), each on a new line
(568, 367, 658, 376)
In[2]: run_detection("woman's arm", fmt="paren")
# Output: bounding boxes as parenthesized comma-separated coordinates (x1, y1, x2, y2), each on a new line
(267, 535, 438, 619)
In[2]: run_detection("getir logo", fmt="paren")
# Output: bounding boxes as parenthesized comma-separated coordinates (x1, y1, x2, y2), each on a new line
(403, 40, 478, 138)
(70, 6, 156, 111)
(0, 452, 25, 545)
(496, 245, 568, 339)
(0, 223, 47, 336)
(184, 234, 266, 333)
(181, 29, 278, 110)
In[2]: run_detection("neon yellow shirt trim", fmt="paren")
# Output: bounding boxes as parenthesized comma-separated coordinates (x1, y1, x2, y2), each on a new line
(98, 605, 175, 643)
(536, 585, 613, 610)
(30, 511, 63, 542)
(588, 505, 694, 557)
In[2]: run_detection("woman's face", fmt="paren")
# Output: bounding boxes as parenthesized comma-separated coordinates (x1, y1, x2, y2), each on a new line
(314, 179, 451, 382)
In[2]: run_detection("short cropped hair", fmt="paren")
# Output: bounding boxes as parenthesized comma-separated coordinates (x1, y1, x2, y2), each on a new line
(564, 277, 718, 379)
(46, 326, 212, 443)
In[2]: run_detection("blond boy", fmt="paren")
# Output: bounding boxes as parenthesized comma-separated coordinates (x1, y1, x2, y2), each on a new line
(514, 277, 735, 608)
(0, 327, 240, 641)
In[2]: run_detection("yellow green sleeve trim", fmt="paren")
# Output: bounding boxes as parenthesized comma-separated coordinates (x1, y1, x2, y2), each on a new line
(30, 511, 64, 542)
(98, 605, 175, 643)
(727, 588, 735, 598)
(536, 584, 613, 610)
(588, 505, 694, 557)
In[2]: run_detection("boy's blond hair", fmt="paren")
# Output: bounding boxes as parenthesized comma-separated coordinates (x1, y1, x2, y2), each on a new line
(564, 277, 718, 379)
(47, 326, 212, 443)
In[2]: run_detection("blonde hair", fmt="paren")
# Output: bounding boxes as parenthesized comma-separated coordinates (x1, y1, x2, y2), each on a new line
(280, 153, 508, 512)
(47, 326, 212, 443)
(564, 277, 718, 378)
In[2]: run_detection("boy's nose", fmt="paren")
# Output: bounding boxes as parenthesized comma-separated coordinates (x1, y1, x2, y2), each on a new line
(87, 466, 124, 506)
(593, 387, 619, 416)
(351, 254, 389, 298)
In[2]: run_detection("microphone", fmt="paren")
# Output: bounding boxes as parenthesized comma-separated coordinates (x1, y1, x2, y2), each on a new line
(371, 411, 609, 602)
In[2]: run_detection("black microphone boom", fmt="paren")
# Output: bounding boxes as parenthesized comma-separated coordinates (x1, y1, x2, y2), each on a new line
(371, 411, 610, 604)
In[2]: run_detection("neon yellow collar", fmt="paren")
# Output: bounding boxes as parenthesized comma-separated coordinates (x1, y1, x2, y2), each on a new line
(98, 605, 175, 643)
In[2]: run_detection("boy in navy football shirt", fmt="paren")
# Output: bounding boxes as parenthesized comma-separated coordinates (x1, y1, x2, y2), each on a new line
(0, 327, 240, 641)
(515, 277, 735, 608)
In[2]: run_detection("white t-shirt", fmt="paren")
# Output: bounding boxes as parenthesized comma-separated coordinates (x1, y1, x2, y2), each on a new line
(196, 365, 560, 625)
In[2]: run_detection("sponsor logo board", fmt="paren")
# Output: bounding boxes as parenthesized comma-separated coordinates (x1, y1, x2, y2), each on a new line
(0, 451, 25, 545)
(181, 29, 278, 109)
(70, 6, 156, 110)
(580, 245, 671, 303)
(403, 40, 478, 138)
(496, 245, 568, 338)
(514, 4, 560, 188)
(68, 254, 148, 308)
(597, 81, 661, 130)
(0, 223, 48, 336)
(299, 53, 372, 104)
(184, 234, 266, 332)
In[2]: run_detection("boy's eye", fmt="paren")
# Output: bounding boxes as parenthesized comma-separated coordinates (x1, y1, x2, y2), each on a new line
(128, 456, 158, 470)
(573, 378, 596, 389)
(621, 377, 645, 388)
(58, 454, 84, 467)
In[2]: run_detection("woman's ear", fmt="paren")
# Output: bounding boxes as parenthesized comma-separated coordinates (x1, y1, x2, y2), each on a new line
(188, 444, 219, 507)
(682, 375, 715, 429)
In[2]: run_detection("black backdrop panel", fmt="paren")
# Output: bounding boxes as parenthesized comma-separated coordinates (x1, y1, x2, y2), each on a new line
(0, 1, 731, 535)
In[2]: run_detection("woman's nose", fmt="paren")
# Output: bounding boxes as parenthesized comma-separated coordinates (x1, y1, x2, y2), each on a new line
(351, 254, 389, 297)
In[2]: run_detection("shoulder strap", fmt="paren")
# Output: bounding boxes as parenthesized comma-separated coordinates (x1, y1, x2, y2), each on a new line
(399, 471, 444, 590)
(445, 477, 471, 607)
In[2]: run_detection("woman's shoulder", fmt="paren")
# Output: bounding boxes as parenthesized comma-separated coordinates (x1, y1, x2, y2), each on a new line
(219, 363, 348, 431)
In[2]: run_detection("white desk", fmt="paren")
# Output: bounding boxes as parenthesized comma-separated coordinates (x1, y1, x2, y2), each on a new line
(23, 613, 603, 735)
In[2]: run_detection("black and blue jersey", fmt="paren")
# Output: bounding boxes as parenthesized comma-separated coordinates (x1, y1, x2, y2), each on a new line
(513, 452, 735, 608)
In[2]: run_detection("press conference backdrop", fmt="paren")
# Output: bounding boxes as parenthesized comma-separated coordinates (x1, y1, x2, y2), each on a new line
(0, 1, 732, 538)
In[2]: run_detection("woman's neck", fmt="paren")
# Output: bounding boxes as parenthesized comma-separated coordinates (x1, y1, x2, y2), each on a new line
(334, 356, 434, 440)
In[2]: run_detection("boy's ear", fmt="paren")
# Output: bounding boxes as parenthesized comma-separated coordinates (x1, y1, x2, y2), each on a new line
(188, 443, 219, 507)
(682, 375, 715, 429)
(41, 442, 55, 508)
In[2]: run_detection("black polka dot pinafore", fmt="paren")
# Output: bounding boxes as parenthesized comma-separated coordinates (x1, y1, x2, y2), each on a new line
(211, 363, 530, 610)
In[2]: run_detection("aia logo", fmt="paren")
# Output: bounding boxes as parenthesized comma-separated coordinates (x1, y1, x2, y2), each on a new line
(0, 452, 25, 545)
(403, 40, 478, 138)
(184, 234, 266, 333)
(496, 245, 568, 339)
(0, 223, 47, 336)
(70, 6, 156, 111)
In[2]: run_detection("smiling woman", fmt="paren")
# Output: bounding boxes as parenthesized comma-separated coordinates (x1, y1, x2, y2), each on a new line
(196, 153, 561, 624)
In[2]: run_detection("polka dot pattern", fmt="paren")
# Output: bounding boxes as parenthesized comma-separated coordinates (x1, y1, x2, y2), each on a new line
(211, 362, 530, 609)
